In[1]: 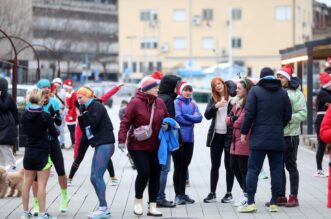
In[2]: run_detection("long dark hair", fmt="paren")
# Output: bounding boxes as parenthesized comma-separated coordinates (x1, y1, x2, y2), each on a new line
(239, 78, 254, 108)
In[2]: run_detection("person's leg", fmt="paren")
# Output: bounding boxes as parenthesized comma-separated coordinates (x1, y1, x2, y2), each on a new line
(37, 169, 50, 213)
(49, 140, 68, 212)
(182, 142, 194, 197)
(268, 151, 284, 205)
(238, 155, 249, 193)
(73, 124, 82, 159)
(246, 150, 266, 205)
(67, 124, 76, 146)
(157, 152, 172, 205)
(90, 144, 113, 208)
(230, 154, 244, 190)
(129, 150, 150, 199)
(22, 170, 36, 211)
(68, 137, 89, 180)
(1, 145, 16, 167)
(315, 123, 327, 171)
(107, 159, 115, 177)
(224, 148, 235, 193)
(148, 151, 161, 203)
(209, 134, 224, 194)
(172, 147, 184, 197)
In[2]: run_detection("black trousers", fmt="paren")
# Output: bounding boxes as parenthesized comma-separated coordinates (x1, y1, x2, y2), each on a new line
(209, 133, 234, 194)
(129, 150, 161, 202)
(172, 142, 194, 196)
(69, 137, 115, 179)
(281, 136, 299, 196)
(67, 124, 76, 145)
(315, 123, 327, 170)
(230, 154, 248, 193)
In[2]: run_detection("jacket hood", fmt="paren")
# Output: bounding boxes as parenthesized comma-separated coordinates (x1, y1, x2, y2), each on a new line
(257, 78, 281, 91)
(0, 78, 8, 92)
(158, 75, 181, 95)
(135, 90, 157, 105)
(25, 107, 43, 121)
(177, 95, 192, 103)
(288, 76, 301, 90)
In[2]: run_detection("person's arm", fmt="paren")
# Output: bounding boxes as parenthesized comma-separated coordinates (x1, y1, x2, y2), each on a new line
(320, 106, 331, 143)
(290, 91, 307, 124)
(183, 103, 203, 123)
(283, 93, 292, 127)
(9, 97, 19, 125)
(204, 97, 218, 120)
(174, 99, 193, 126)
(118, 99, 135, 144)
(241, 89, 257, 135)
(46, 114, 59, 138)
(81, 102, 104, 131)
(99, 83, 124, 104)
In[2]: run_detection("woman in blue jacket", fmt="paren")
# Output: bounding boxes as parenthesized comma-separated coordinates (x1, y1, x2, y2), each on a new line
(174, 81, 202, 205)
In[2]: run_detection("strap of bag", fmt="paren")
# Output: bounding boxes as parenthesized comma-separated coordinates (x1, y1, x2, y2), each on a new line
(148, 103, 155, 128)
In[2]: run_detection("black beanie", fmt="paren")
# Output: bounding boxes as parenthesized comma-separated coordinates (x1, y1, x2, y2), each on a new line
(0, 78, 8, 92)
(260, 67, 274, 79)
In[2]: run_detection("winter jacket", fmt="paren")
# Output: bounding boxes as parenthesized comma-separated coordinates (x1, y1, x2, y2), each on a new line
(21, 106, 58, 152)
(78, 99, 115, 147)
(158, 75, 181, 118)
(226, 102, 250, 156)
(65, 91, 77, 124)
(241, 77, 292, 151)
(204, 96, 234, 147)
(158, 117, 180, 165)
(118, 91, 169, 151)
(0, 79, 18, 145)
(284, 77, 307, 136)
(320, 106, 331, 143)
(314, 88, 331, 126)
(175, 96, 202, 143)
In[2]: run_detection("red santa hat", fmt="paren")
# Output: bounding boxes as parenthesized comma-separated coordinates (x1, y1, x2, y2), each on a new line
(320, 72, 331, 88)
(151, 71, 163, 81)
(177, 81, 192, 94)
(63, 79, 73, 89)
(276, 64, 294, 81)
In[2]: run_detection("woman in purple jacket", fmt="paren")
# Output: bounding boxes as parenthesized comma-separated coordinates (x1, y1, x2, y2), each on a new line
(226, 78, 254, 208)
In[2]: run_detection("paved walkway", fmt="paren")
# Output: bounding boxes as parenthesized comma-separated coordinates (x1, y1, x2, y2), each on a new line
(0, 101, 330, 218)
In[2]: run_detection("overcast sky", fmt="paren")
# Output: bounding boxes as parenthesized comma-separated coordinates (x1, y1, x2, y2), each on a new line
(317, 0, 331, 6)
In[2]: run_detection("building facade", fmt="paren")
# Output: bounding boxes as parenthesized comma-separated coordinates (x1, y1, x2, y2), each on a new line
(119, 0, 313, 80)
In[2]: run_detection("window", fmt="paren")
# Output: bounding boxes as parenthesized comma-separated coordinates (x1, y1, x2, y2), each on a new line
(148, 62, 154, 72)
(232, 8, 242, 20)
(173, 9, 185, 21)
(232, 37, 241, 48)
(140, 10, 158, 21)
(123, 62, 128, 71)
(139, 62, 144, 72)
(156, 62, 162, 71)
(202, 9, 213, 20)
(140, 37, 158, 49)
(275, 6, 292, 20)
(202, 37, 214, 49)
(132, 62, 137, 72)
(173, 37, 185, 49)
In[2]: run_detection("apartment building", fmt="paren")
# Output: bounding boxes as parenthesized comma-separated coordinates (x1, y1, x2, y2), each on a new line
(31, 0, 118, 80)
(119, 0, 313, 79)
(313, 0, 331, 40)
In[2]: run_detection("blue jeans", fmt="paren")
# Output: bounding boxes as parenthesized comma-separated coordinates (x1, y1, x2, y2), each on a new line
(246, 150, 283, 205)
(157, 152, 171, 202)
(91, 144, 114, 207)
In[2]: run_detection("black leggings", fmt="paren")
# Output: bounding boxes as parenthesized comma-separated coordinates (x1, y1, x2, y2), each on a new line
(210, 133, 234, 194)
(315, 123, 327, 170)
(172, 142, 194, 196)
(69, 136, 115, 179)
(67, 124, 76, 145)
(129, 150, 161, 202)
(230, 154, 248, 193)
(50, 139, 66, 176)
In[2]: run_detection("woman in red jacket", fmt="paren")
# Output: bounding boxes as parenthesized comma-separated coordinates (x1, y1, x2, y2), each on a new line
(118, 76, 168, 217)
(320, 106, 331, 143)
(226, 78, 254, 208)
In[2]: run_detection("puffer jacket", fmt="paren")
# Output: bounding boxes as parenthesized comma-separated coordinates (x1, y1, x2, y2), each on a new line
(241, 77, 292, 151)
(174, 96, 202, 143)
(284, 77, 307, 136)
(0, 78, 18, 145)
(226, 102, 250, 156)
(118, 91, 169, 151)
(320, 106, 331, 143)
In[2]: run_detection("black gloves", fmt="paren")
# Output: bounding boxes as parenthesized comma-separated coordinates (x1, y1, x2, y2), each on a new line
(49, 105, 56, 117)
(229, 111, 239, 122)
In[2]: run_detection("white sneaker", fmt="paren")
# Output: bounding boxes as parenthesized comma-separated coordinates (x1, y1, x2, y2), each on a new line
(314, 169, 329, 177)
(88, 207, 111, 219)
(67, 179, 73, 187)
(233, 195, 248, 207)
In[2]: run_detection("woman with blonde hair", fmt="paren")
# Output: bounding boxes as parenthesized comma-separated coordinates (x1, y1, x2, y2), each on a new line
(203, 76, 234, 203)
(21, 88, 58, 219)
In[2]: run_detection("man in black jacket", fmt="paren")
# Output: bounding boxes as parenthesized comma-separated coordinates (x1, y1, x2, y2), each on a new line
(238, 68, 292, 213)
(156, 74, 181, 208)
(0, 78, 18, 168)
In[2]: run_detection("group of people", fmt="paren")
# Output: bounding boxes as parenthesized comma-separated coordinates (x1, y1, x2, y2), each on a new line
(0, 59, 330, 218)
